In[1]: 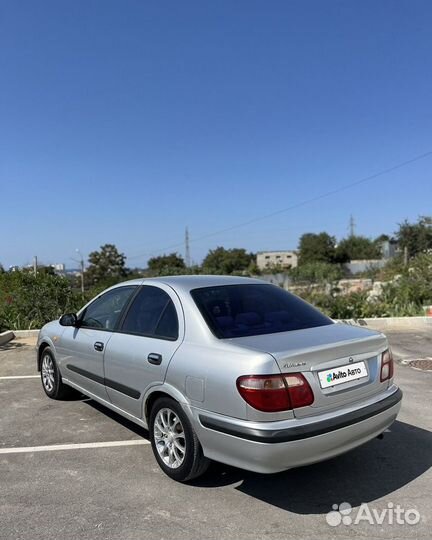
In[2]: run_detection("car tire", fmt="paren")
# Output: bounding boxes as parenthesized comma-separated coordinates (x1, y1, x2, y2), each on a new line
(40, 347, 74, 400)
(149, 397, 210, 482)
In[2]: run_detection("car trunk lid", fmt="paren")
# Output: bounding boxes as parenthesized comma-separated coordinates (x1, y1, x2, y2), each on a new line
(229, 323, 388, 418)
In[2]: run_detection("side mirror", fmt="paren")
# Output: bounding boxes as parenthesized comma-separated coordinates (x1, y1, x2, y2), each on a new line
(59, 313, 78, 327)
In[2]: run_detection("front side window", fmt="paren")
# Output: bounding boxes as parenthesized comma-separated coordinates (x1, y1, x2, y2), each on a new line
(191, 284, 333, 338)
(121, 286, 178, 340)
(80, 286, 136, 331)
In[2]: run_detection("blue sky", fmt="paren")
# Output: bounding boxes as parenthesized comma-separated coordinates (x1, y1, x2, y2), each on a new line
(1, 0, 431, 269)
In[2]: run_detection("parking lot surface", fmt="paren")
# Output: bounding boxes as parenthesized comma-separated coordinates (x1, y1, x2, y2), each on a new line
(1, 330, 431, 540)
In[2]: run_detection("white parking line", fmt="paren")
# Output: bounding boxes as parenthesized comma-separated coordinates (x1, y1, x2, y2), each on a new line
(0, 439, 150, 454)
(0, 375, 39, 380)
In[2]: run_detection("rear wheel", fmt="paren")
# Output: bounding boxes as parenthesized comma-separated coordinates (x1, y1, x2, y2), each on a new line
(40, 347, 74, 400)
(149, 397, 210, 482)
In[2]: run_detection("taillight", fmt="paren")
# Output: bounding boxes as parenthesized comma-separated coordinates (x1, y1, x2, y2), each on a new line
(380, 349, 394, 382)
(284, 373, 315, 408)
(236, 373, 314, 412)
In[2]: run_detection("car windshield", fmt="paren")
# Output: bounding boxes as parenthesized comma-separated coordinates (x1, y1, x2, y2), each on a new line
(191, 284, 333, 339)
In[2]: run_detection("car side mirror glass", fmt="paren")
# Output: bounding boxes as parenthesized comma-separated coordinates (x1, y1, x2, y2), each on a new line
(59, 313, 78, 327)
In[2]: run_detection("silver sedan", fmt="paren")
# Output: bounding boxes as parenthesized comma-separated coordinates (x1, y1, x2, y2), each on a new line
(37, 275, 402, 482)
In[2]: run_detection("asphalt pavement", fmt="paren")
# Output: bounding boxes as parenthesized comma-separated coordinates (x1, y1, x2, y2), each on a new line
(0, 330, 431, 540)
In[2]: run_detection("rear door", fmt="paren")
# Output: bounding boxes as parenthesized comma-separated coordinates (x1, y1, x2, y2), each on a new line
(103, 284, 184, 418)
(58, 285, 137, 400)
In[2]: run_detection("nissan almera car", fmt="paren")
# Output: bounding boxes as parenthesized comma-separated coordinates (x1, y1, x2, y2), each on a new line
(37, 275, 402, 482)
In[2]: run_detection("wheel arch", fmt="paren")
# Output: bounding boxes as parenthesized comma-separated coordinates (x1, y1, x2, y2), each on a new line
(37, 340, 55, 371)
(143, 384, 191, 423)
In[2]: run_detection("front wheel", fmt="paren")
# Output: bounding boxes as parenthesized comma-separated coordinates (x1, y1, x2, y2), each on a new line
(149, 397, 210, 482)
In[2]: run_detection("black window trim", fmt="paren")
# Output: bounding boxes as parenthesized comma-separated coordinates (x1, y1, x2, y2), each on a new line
(116, 284, 180, 342)
(77, 285, 139, 333)
(153, 298, 179, 341)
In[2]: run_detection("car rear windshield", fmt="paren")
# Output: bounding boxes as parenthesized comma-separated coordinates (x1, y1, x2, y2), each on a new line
(191, 284, 333, 339)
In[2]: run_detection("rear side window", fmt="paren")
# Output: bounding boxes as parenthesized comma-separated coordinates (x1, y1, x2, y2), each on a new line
(121, 286, 178, 340)
(191, 284, 333, 339)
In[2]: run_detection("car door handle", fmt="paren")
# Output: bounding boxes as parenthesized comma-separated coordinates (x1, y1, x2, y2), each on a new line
(147, 353, 162, 365)
(94, 341, 104, 352)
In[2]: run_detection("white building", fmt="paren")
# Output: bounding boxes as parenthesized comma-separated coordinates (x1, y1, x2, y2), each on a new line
(51, 263, 66, 272)
(256, 250, 298, 270)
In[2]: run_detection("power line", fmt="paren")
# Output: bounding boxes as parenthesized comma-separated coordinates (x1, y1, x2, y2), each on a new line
(128, 149, 432, 261)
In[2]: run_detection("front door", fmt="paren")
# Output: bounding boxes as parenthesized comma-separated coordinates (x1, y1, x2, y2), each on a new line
(57, 285, 137, 400)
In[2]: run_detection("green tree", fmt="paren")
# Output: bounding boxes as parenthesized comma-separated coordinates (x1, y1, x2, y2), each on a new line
(147, 253, 186, 276)
(35, 265, 56, 276)
(202, 247, 255, 275)
(396, 216, 432, 258)
(335, 235, 381, 262)
(298, 233, 336, 265)
(86, 244, 128, 286)
(374, 234, 390, 243)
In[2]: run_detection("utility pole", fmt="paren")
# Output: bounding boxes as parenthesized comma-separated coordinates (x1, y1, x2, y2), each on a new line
(75, 249, 85, 298)
(33, 256, 37, 277)
(349, 215, 355, 237)
(185, 227, 191, 267)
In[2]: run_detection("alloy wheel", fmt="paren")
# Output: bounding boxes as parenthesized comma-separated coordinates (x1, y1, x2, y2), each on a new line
(41, 354, 55, 393)
(153, 407, 186, 469)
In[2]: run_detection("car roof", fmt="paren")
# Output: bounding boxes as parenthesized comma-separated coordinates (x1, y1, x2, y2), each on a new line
(117, 274, 267, 293)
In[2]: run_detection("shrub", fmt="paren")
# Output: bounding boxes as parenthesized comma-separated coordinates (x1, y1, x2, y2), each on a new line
(0, 272, 82, 330)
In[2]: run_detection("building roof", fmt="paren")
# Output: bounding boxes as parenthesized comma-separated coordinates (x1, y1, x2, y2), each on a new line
(256, 250, 297, 254)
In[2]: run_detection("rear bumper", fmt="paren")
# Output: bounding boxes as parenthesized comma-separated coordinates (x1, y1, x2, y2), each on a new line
(192, 385, 402, 474)
(200, 387, 402, 443)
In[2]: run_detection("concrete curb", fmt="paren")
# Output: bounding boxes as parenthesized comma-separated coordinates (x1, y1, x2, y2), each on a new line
(0, 331, 15, 346)
(12, 330, 40, 338)
(337, 316, 432, 330)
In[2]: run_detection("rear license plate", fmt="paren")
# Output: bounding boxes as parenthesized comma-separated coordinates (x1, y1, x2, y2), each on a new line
(318, 361, 368, 389)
